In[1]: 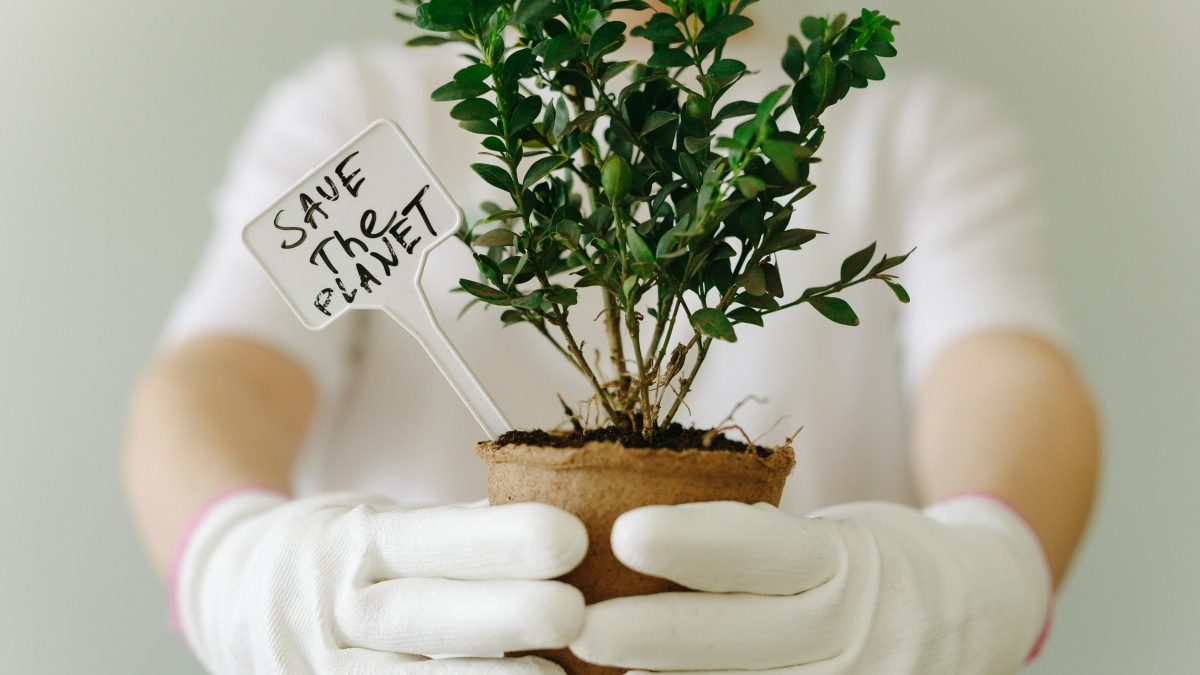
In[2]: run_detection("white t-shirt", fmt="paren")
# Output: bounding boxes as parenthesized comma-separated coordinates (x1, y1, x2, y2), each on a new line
(163, 42, 1064, 515)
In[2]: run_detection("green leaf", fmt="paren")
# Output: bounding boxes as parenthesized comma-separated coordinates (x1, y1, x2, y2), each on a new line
(512, 0, 557, 25)
(809, 296, 860, 326)
(472, 228, 518, 247)
(406, 35, 454, 47)
(714, 100, 758, 123)
(800, 16, 825, 41)
(471, 163, 515, 193)
(509, 95, 543, 133)
(737, 266, 767, 295)
(840, 242, 876, 282)
(647, 48, 693, 68)
(511, 290, 547, 310)
(735, 176, 765, 198)
(459, 119, 502, 135)
(454, 63, 492, 83)
(810, 54, 835, 105)
(697, 15, 754, 43)
(460, 278, 511, 304)
(474, 252, 503, 286)
(727, 306, 764, 327)
(761, 138, 800, 183)
(867, 34, 898, 58)
(522, 154, 569, 190)
(451, 98, 500, 121)
(627, 228, 655, 263)
(481, 136, 506, 153)
(868, 247, 914, 275)
(848, 51, 886, 81)
(633, 13, 685, 43)
(641, 110, 679, 135)
(503, 48, 537, 82)
(562, 110, 607, 135)
(538, 35, 582, 68)
(887, 281, 910, 303)
(500, 309, 526, 325)
(691, 307, 738, 342)
(781, 35, 805, 81)
(762, 262, 784, 297)
(710, 58, 746, 80)
(736, 291, 780, 310)
(431, 80, 489, 102)
(760, 228, 820, 256)
(590, 21, 627, 58)
(414, 0, 470, 31)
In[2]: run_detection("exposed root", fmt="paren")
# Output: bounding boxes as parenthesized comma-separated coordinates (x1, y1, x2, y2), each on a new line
(718, 394, 769, 428)
(702, 424, 756, 453)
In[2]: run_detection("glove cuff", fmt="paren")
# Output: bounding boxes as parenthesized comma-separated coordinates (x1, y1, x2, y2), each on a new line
(169, 485, 290, 637)
(924, 492, 1054, 664)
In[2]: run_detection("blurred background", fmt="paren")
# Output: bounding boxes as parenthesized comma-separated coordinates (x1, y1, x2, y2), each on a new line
(0, 0, 1195, 672)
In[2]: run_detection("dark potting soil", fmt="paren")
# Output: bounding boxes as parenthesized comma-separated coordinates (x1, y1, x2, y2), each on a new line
(498, 423, 777, 457)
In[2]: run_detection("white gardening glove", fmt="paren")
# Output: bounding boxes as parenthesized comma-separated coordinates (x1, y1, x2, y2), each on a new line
(172, 487, 588, 674)
(570, 495, 1051, 674)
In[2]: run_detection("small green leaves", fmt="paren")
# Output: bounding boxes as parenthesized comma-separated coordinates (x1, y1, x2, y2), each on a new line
(460, 278, 510, 304)
(589, 21, 627, 59)
(400, 0, 906, 438)
(451, 98, 500, 121)
(647, 48, 692, 68)
(848, 51, 885, 81)
(522, 154, 568, 190)
(512, 0, 556, 25)
(471, 163, 514, 193)
(626, 228, 655, 264)
(840, 242, 876, 282)
(414, 0, 470, 32)
(692, 307, 738, 342)
(697, 15, 754, 44)
(809, 296, 859, 326)
(472, 228, 518, 247)
(431, 80, 489, 102)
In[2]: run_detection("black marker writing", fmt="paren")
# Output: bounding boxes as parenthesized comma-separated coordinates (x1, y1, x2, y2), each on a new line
(402, 185, 438, 236)
(300, 192, 328, 228)
(336, 152, 365, 197)
(274, 210, 306, 249)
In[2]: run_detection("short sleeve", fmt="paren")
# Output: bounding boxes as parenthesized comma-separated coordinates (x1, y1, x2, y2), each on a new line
(160, 47, 376, 401)
(891, 78, 1068, 390)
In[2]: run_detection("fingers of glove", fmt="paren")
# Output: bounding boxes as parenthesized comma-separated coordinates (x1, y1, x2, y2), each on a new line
(339, 577, 585, 656)
(368, 502, 588, 580)
(401, 656, 567, 674)
(611, 502, 841, 595)
(326, 648, 429, 674)
(328, 651, 566, 675)
(569, 589, 845, 671)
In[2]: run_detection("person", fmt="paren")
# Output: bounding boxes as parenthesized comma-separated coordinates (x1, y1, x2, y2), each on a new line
(124, 12, 1099, 674)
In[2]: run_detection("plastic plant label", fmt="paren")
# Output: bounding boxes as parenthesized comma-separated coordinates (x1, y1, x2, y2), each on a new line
(243, 119, 511, 439)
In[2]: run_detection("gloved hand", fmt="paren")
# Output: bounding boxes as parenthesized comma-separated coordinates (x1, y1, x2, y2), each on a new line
(172, 488, 588, 674)
(569, 495, 1050, 674)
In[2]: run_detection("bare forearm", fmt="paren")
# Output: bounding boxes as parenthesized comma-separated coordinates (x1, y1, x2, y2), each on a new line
(123, 336, 315, 579)
(912, 332, 1099, 586)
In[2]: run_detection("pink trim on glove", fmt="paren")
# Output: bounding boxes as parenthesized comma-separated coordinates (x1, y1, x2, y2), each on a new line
(934, 492, 1054, 663)
(168, 484, 291, 633)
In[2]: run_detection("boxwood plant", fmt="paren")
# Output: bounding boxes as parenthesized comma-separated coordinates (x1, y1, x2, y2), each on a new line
(394, 0, 909, 442)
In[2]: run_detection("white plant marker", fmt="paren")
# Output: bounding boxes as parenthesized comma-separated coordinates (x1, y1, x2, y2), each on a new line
(242, 119, 512, 440)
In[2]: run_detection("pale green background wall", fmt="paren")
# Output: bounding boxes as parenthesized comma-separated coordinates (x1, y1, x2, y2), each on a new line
(0, 1, 1195, 672)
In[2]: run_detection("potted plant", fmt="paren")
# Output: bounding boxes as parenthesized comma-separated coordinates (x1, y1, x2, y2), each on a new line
(394, 0, 906, 671)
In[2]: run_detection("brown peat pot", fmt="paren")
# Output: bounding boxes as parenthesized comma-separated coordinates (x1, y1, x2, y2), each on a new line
(476, 438, 796, 675)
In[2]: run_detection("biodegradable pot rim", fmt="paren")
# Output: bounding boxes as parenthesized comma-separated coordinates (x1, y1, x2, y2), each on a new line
(476, 438, 796, 478)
